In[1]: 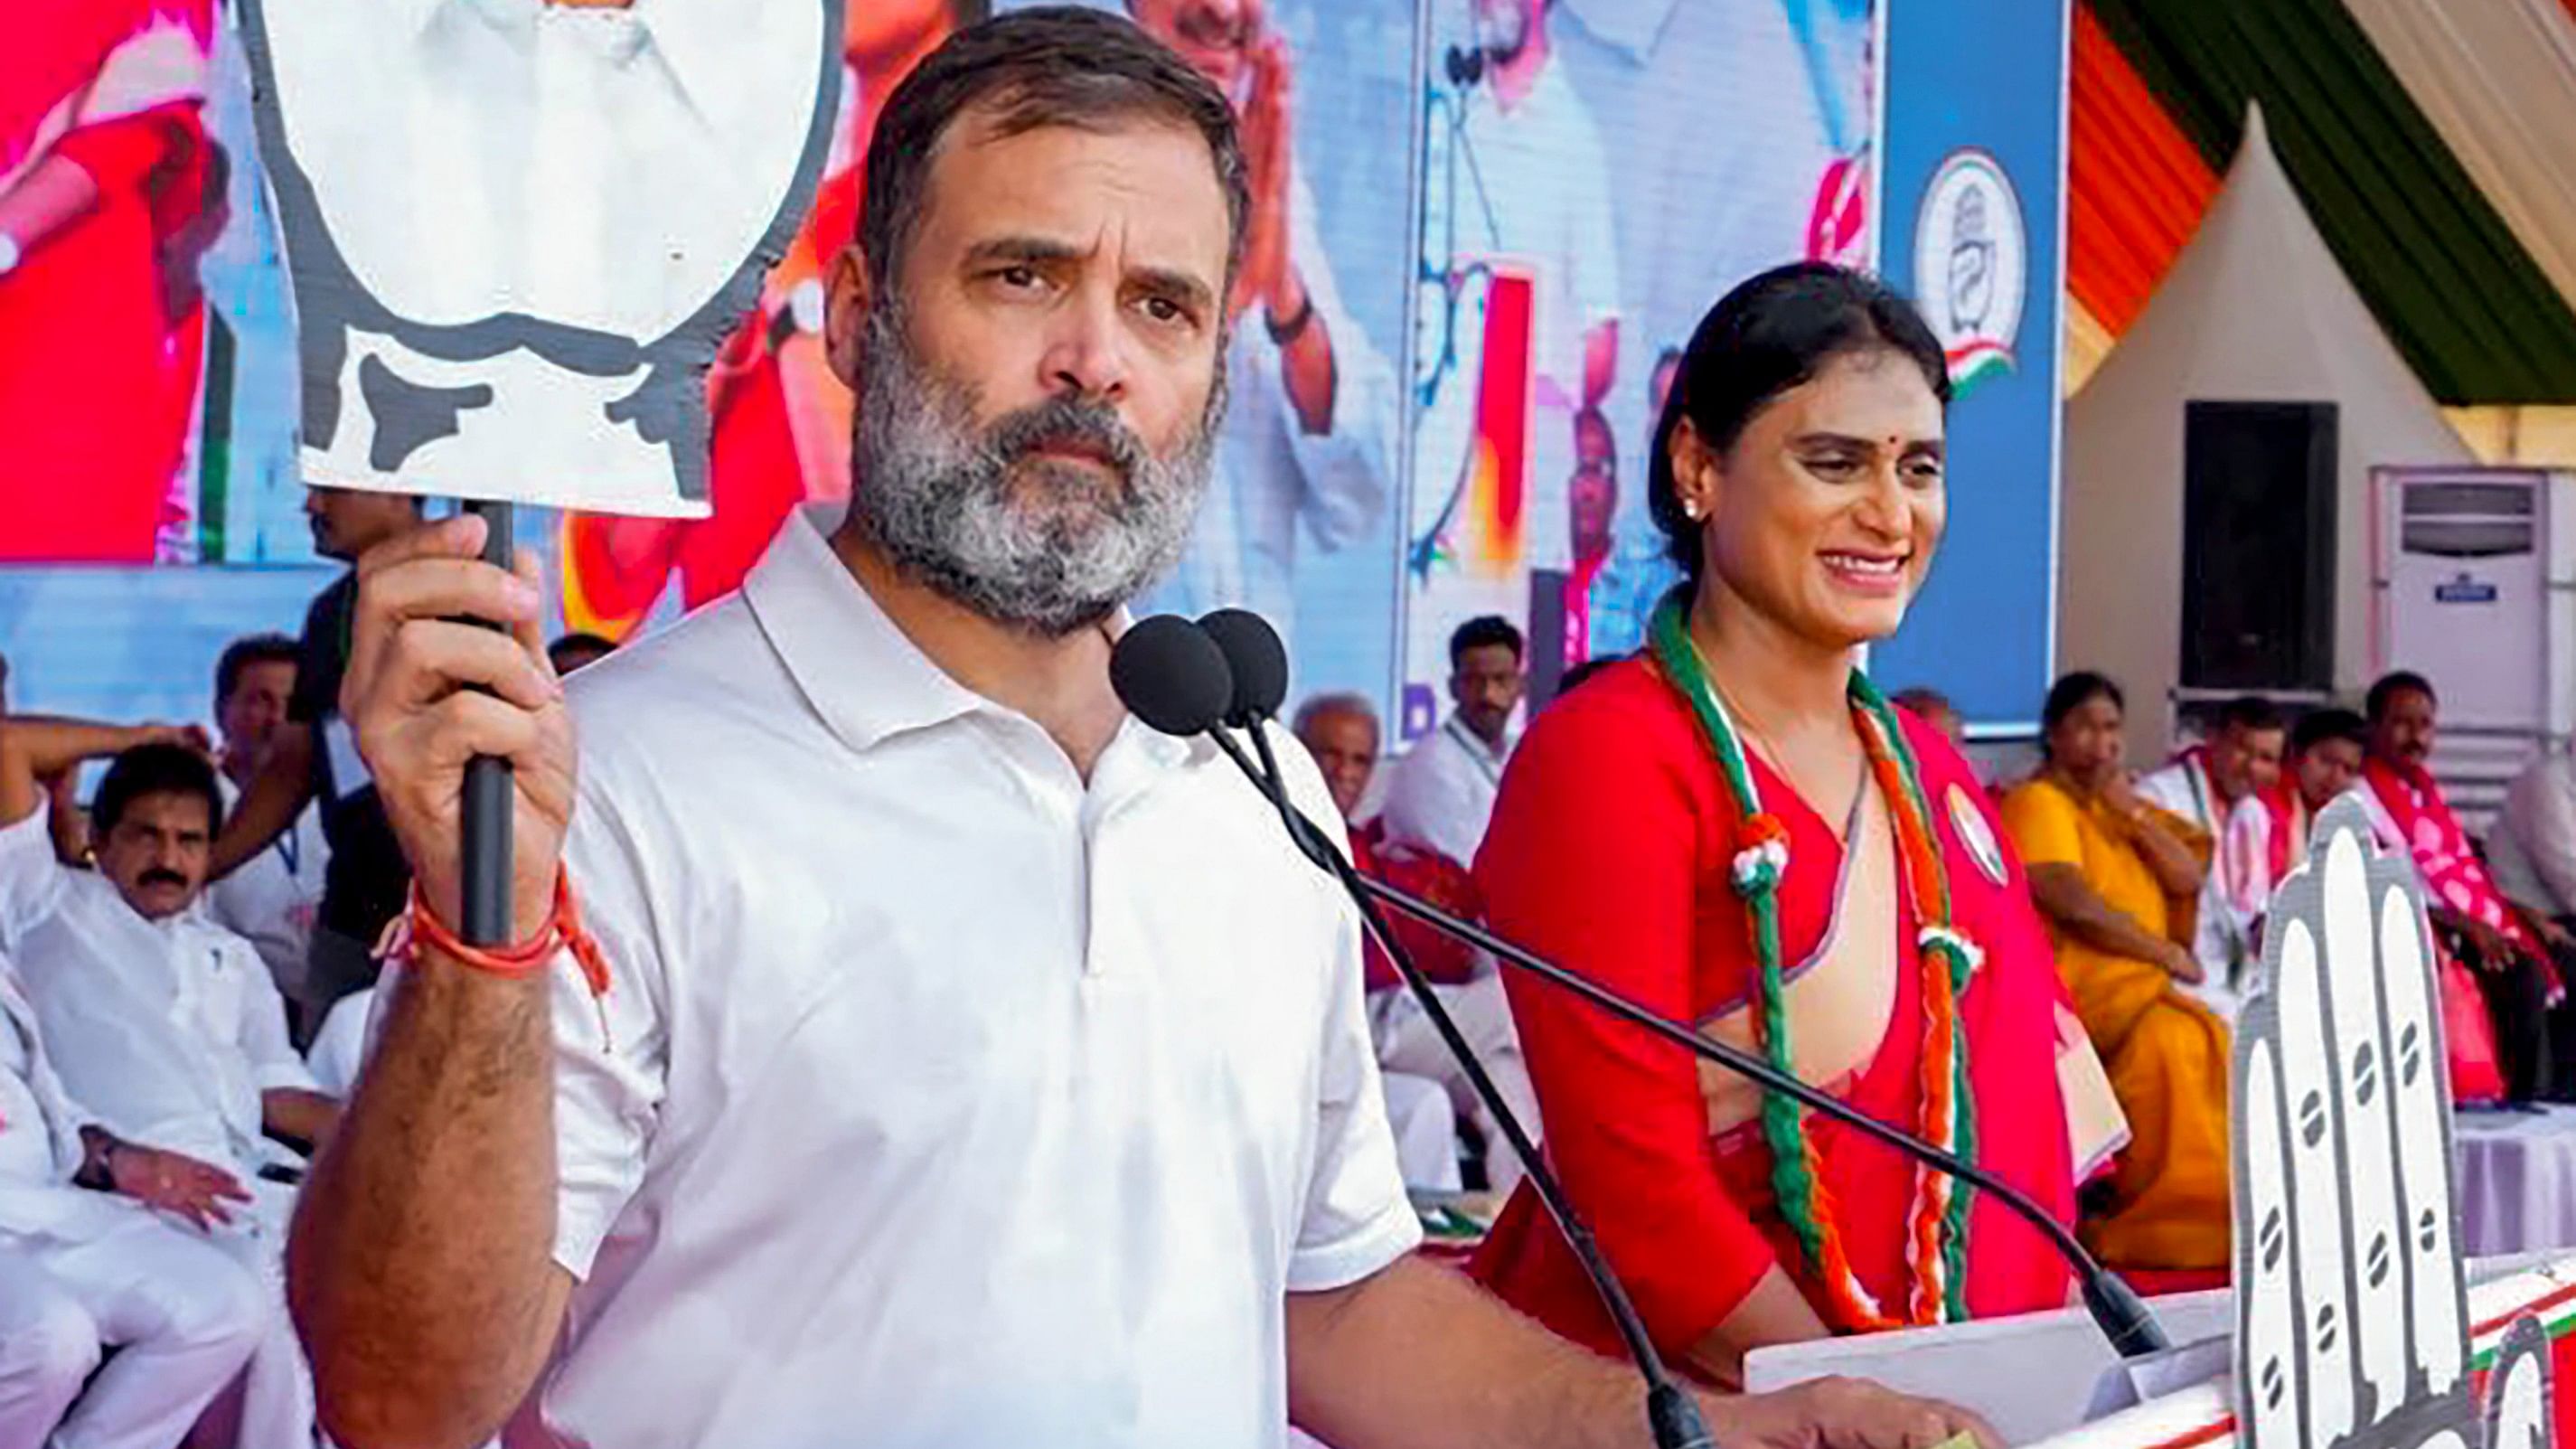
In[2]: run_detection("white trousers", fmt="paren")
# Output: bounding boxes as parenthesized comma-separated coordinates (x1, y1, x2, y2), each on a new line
(1379, 1072, 1462, 1194)
(1372, 975, 1540, 1199)
(0, 1209, 264, 1449)
(185, 1180, 315, 1449)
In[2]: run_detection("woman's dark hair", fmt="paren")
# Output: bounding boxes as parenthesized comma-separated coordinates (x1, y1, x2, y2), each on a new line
(2041, 671, 2125, 739)
(1649, 262, 1951, 579)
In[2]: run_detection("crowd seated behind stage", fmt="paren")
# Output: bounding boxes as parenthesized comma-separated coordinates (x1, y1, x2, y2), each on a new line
(0, 629, 617, 1449)
(12, 597, 2576, 1445)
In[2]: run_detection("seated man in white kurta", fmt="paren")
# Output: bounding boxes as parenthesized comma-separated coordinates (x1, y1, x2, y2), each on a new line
(0, 714, 269, 1449)
(16, 744, 341, 1194)
(2135, 695, 2287, 1020)
(13, 741, 337, 1449)
(206, 633, 333, 1025)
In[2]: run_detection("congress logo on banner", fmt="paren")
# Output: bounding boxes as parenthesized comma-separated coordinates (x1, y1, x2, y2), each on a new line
(1912, 148, 2026, 399)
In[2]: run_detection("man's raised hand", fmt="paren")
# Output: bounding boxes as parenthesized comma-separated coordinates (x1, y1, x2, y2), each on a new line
(341, 514, 574, 945)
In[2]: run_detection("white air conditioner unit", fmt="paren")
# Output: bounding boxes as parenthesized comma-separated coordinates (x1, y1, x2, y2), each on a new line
(2372, 466, 2576, 830)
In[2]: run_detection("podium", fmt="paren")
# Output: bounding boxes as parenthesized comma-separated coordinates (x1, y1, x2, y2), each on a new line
(1747, 1252, 2576, 1445)
(1744, 1285, 2230, 1444)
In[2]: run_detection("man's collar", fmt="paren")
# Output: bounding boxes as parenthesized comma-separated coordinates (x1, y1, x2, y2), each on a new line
(1446, 713, 1511, 760)
(2176, 746, 2242, 808)
(743, 510, 1197, 771)
(742, 511, 989, 757)
(610, 0, 798, 136)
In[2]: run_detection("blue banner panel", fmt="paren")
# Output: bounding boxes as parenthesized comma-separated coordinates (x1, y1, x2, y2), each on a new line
(1870, 0, 2071, 732)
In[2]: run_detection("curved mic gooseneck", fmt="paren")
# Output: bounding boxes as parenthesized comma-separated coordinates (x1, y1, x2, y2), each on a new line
(1207, 722, 1716, 1449)
(1110, 611, 1715, 1448)
(1177, 612, 2170, 1362)
(1339, 861, 2169, 1359)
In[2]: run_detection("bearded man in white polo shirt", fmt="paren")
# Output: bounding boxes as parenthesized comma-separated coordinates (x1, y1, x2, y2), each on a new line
(287, 11, 1990, 1449)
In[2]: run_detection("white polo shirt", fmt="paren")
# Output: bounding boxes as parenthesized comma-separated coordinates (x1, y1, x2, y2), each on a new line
(518, 513, 1418, 1448)
(1378, 714, 1515, 870)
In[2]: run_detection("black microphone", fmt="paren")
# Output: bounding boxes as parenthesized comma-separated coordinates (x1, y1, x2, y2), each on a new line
(1182, 612, 2171, 1362)
(1444, 42, 1485, 88)
(1199, 608, 1289, 725)
(1110, 616, 1237, 736)
(1112, 618, 1718, 1449)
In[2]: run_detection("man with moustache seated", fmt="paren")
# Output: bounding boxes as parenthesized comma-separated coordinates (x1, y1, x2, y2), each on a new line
(14, 742, 340, 1449)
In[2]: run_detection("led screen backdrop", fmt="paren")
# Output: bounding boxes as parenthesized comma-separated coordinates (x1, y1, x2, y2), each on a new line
(2, 0, 2065, 744)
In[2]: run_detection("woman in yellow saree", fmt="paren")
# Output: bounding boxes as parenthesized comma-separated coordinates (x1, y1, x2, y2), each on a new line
(2001, 672, 2233, 1273)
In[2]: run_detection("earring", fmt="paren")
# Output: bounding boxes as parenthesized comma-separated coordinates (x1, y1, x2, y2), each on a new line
(1681, 499, 1704, 522)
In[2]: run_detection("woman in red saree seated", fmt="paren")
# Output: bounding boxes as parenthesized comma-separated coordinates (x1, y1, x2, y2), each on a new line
(1467, 263, 2119, 1385)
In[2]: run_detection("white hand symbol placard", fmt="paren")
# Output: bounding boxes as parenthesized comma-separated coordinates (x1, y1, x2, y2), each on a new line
(238, 0, 842, 515)
(2233, 795, 2552, 1449)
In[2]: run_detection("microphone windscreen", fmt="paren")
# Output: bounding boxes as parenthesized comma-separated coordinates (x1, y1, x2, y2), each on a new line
(1198, 609, 1289, 722)
(1111, 616, 1236, 738)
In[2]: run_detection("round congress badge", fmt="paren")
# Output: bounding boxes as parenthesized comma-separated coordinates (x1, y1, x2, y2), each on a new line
(1913, 148, 2026, 400)
(1947, 783, 2009, 888)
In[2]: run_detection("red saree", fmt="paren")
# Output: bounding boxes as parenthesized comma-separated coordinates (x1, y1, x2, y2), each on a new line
(1467, 660, 2104, 1362)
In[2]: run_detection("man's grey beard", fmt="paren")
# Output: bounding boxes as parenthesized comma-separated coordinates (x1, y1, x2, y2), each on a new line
(848, 307, 1223, 637)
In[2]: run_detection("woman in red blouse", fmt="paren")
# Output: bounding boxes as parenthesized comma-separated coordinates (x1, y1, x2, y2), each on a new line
(1469, 263, 2120, 1384)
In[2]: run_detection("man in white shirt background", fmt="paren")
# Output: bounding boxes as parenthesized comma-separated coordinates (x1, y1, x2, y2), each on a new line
(1297, 692, 1537, 1200)
(2486, 741, 2576, 1098)
(1290, 692, 1462, 1195)
(0, 710, 272, 1449)
(1125, 0, 1399, 655)
(207, 635, 333, 1030)
(1462, 0, 1619, 519)
(212, 485, 428, 1045)
(2135, 695, 2286, 1021)
(1384, 614, 1525, 869)
(16, 743, 337, 1449)
(287, 12, 1987, 1449)
(2492, 743, 2576, 940)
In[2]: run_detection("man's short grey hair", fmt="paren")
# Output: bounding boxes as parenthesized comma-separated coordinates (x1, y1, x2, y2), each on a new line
(1293, 692, 1379, 735)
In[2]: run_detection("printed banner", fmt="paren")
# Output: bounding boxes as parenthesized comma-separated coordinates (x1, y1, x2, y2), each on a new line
(1406, 0, 1880, 740)
(1867, 0, 2070, 730)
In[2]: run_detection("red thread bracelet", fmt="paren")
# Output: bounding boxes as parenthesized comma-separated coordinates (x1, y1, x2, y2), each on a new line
(384, 870, 612, 1005)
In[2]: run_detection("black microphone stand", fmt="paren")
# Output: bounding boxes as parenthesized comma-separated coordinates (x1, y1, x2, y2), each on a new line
(1222, 724, 2169, 1362)
(1215, 724, 1717, 1449)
